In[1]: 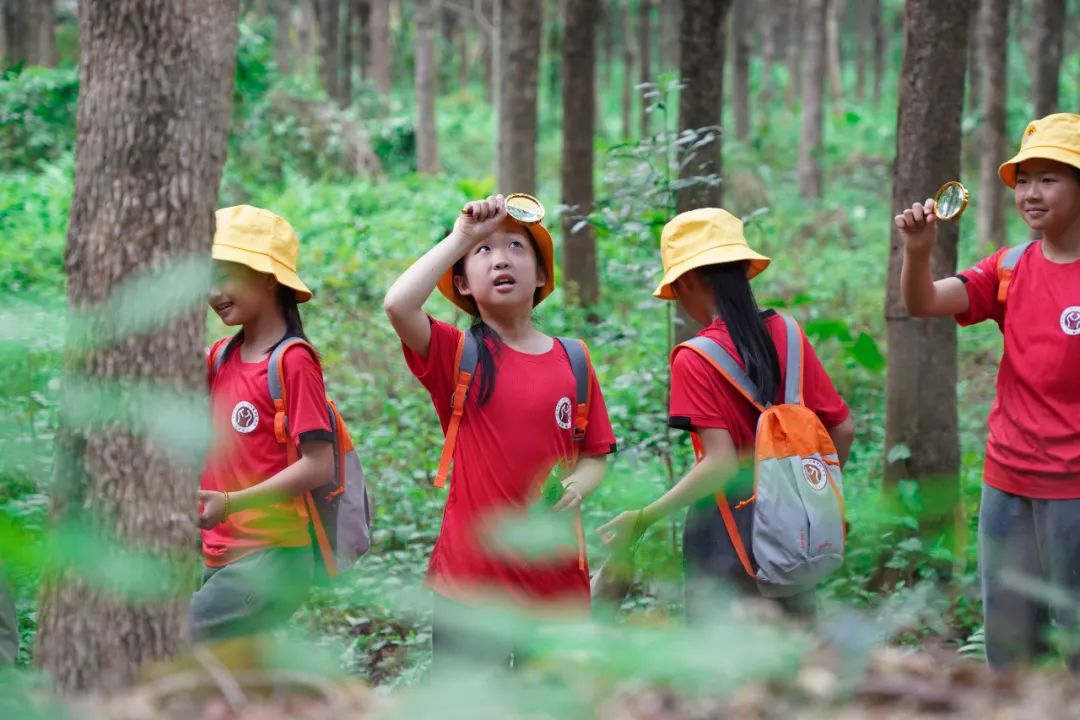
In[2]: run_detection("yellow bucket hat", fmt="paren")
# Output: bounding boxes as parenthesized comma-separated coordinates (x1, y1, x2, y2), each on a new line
(437, 219, 556, 314)
(998, 112, 1080, 188)
(654, 208, 770, 300)
(212, 205, 313, 303)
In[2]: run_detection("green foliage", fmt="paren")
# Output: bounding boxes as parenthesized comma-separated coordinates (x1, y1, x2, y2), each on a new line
(0, 66, 78, 172)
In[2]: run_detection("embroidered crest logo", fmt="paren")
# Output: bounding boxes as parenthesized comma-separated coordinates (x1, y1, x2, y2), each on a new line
(231, 401, 259, 434)
(555, 397, 572, 430)
(1061, 306, 1080, 336)
(802, 457, 829, 492)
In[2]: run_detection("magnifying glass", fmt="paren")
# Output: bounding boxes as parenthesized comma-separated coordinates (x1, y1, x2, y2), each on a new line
(461, 193, 546, 226)
(933, 181, 970, 221)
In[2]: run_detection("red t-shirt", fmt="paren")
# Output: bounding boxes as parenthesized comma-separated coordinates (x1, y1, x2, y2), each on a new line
(956, 242, 1080, 498)
(669, 312, 851, 451)
(404, 318, 617, 610)
(201, 339, 333, 566)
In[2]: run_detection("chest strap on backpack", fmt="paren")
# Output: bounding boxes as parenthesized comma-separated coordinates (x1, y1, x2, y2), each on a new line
(996, 240, 1034, 304)
(675, 315, 804, 579)
(434, 331, 479, 488)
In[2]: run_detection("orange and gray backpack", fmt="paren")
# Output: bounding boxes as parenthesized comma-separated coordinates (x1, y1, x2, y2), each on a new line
(996, 240, 1034, 304)
(432, 330, 593, 570)
(209, 336, 372, 581)
(672, 315, 845, 598)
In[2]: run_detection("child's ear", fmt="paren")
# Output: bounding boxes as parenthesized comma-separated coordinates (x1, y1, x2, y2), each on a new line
(534, 264, 547, 289)
(453, 274, 472, 297)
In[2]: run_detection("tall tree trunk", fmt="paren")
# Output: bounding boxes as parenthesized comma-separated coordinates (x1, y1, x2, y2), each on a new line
(357, 0, 369, 81)
(299, 0, 318, 76)
(620, 0, 636, 139)
(1030, 0, 1065, 116)
(966, 9, 981, 112)
(871, 0, 886, 106)
(480, 0, 494, 102)
(785, 0, 803, 109)
(2, 0, 32, 67)
(275, 0, 292, 75)
(638, 0, 652, 136)
(797, 0, 828, 198)
(854, 0, 868, 102)
(562, 0, 598, 308)
(341, 0, 354, 106)
(884, 0, 972, 537)
(37, 0, 55, 66)
(826, 0, 843, 111)
(731, 0, 750, 140)
(34, 0, 239, 693)
(977, 0, 1009, 251)
(659, 0, 679, 71)
(759, 0, 781, 106)
(319, 0, 341, 101)
(369, 0, 391, 95)
(496, 0, 541, 194)
(676, 0, 732, 341)
(458, 13, 469, 89)
(415, 0, 439, 172)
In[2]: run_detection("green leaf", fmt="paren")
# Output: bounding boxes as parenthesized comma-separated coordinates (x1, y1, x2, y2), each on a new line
(850, 331, 886, 371)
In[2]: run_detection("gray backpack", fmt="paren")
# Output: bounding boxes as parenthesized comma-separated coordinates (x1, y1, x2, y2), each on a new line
(674, 315, 845, 598)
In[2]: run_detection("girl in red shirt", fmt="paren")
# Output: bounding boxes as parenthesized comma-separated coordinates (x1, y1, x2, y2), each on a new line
(897, 113, 1080, 669)
(190, 205, 335, 642)
(384, 194, 616, 667)
(601, 208, 854, 619)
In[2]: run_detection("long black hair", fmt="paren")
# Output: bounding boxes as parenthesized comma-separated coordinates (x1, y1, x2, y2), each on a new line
(696, 261, 781, 406)
(222, 283, 308, 361)
(451, 227, 545, 407)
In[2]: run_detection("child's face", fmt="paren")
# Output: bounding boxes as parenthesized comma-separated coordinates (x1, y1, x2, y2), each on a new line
(209, 260, 277, 326)
(1013, 159, 1080, 237)
(454, 221, 545, 312)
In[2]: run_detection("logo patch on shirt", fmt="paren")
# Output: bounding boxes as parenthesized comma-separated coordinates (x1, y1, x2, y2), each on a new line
(802, 458, 829, 491)
(555, 397, 572, 430)
(231, 401, 259, 434)
(1061, 306, 1080, 336)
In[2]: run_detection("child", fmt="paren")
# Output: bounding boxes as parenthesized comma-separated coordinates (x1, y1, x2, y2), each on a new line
(383, 194, 616, 666)
(600, 208, 854, 619)
(895, 113, 1080, 669)
(190, 205, 335, 642)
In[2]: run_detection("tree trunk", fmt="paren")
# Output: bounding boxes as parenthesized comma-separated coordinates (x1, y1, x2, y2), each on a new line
(34, 0, 238, 694)
(638, 0, 652, 136)
(966, 9, 981, 112)
(1030, 0, 1065, 116)
(458, 12, 469, 89)
(3, 0, 32, 67)
(797, 0, 828, 198)
(977, 0, 1009, 251)
(357, 0, 369, 81)
(621, 0, 636, 139)
(341, 0, 354, 106)
(496, 0, 542, 194)
(884, 0, 972, 534)
(855, 0, 868, 102)
(759, 0, 781, 106)
(275, 0, 292, 75)
(562, 0, 598, 308)
(369, 0, 391, 95)
(731, 0, 750, 140)
(318, 0, 341, 101)
(37, 0, 55, 66)
(871, 0, 886, 106)
(826, 0, 842, 111)
(299, 0, 318, 76)
(480, 0, 494, 102)
(415, 0, 439, 172)
(659, 0, 679, 71)
(785, 0, 803, 108)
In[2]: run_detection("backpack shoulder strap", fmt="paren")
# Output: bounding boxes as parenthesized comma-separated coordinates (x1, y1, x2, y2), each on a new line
(780, 315, 804, 406)
(434, 329, 478, 488)
(673, 336, 767, 411)
(996, 240, 1034, 304)
(555, 337, 591, 445)
(206, 336, 233, 385)
(267, 337, 318, 455)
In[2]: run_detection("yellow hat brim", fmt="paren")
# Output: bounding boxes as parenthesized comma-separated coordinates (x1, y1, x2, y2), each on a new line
(998, 145, 1080, 188)
(653, 246, 771, 300)
(437, 223, 556, 313)
(212, 243, 313, 302)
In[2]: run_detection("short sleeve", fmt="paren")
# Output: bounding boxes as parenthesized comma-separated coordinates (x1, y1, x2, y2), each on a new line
(799, 334, 850, 429)
(955, 248, 1007, 327)
(281, 345, 333, 446)
(402, 316, 463, 429)
(668, 349, 743, 432)
(582, 361, 618, 456)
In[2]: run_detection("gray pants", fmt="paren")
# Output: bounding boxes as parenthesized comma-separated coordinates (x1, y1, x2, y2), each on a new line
(979, 485, 1080, 669)
(189, 546, 313, 643)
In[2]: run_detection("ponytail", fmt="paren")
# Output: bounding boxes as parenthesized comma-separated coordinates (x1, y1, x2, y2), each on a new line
(696, 261, 780, 406)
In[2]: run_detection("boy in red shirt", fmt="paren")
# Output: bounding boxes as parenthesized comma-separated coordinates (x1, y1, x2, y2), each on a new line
(896, 113, 1080, 668)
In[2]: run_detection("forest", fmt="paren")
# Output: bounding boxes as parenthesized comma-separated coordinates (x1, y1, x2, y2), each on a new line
(2, 0, 1080, 717)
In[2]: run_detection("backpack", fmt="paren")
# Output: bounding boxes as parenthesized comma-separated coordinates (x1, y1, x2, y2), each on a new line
(672, 315, 845, 598)
(433, 331, 593, 570)
(995, 240, 1034, 304)
(209, 336, 373, 581)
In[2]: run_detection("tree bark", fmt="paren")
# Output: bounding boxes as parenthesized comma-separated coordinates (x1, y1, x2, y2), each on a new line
(341, 0, 354, 106)
(37, 0, 55, 66)
(562, 0, 598, 308)
(415, 0, 439, 172)
(1030, 0, 1065, 116)
(884, 0, 972, 530)
(871, 0, 886, 106)
(826, 0, 843, 111)
(797, 0, 828, 198)
(275, 0, 292, 75)
(659, 0, 679, 71)
(966, 8, 981, 112)
(369, 0, 391, 95)
(3, 0, 32, 67)
(620, 0, 636, 139)
(638, 0, 652, 136)
(299, 0, 318, 76)
(496, 0, 542, 194)
(785, 0, 803, 108)
(977, 0, 1009, 251)
(855, 0, 868, 102)
(34, 0, 239, 693)
(731, 0, 750, 140)
(318, 0, 341, 101)
(759, 0, 781, 106)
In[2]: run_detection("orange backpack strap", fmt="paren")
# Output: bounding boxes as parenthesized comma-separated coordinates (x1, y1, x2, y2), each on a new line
(434, 330, 478, 488)
(206, 336, 234, 387)
(996, 240, 1034, 304)
(556, 337, 593, 572)
(673, 337, 767, 412)
(691, 431, 754, 578)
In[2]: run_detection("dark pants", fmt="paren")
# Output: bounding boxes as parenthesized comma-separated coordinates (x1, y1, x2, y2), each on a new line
(189, 546, 313, 643)
(979, 485, 1080, 669)
(683, 487, 816, 623)
(431, 594, 546, 672)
